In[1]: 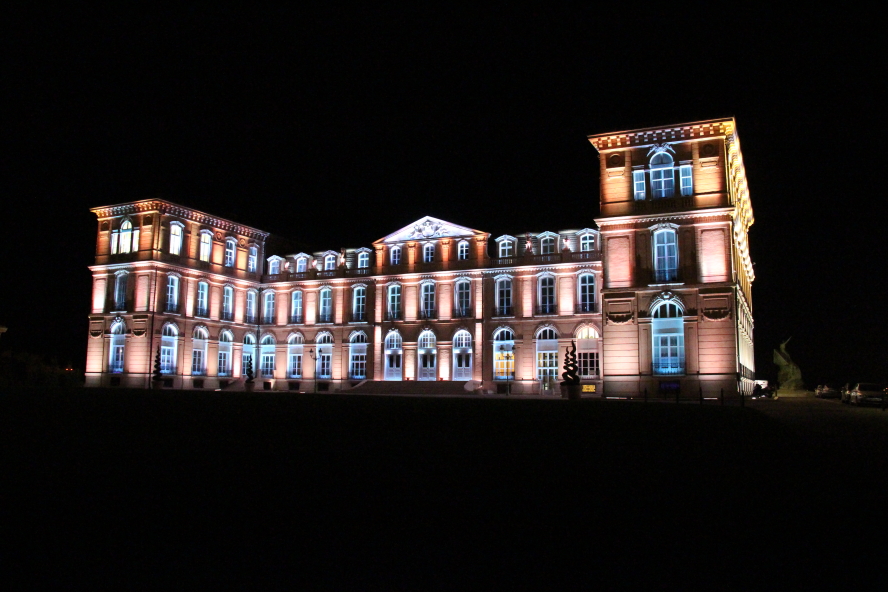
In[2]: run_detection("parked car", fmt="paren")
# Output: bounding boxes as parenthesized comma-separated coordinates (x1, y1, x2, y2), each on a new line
(848, 383, 886, 406)
(815, 384, 841, 399)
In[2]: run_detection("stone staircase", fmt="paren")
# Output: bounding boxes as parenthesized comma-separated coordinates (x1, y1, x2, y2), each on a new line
(344, 380, 476, 396)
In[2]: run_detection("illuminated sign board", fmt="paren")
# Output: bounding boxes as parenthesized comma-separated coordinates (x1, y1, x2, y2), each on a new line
(582, 385, 596, 393)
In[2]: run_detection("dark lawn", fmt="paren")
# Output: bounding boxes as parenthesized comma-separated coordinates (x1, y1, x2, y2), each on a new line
(2, 390, 885, 588)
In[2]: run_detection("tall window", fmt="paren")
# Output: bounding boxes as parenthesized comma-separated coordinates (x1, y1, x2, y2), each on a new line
(111, 219, 139, 255)
(423, 244, 434, 263)
(268, 258, 280, 275)
(454, 280, 471, 317)
(576, 325, 600, 378)
(196, 282, 209, 317)
(387, 284, 401, 320)
(160, 324, 178, 374)
(580, 234, 595, 252)
(498, 240, 513, 258)
(420, 282, 436, 319)
(352, 286, 366, 321)
(218, 330, 233, 376)
(457, 241, 469, 260)
(653, 229, 678, 282)
(318, 288, 332, 323)
(324, 254, 337, 271)
(540, 236, 555, 255)
(192, 326, 208, 376)
(495, 277, 512, 316)
(245, 290, 257, 323)
(538, 276, 556, 314)
(296, 257, 307, 273)
(224, 239, 236, 267)
(288, 333, 304, 378)
(290, 291, 303, 324)
(222, 286, 234, 321)
(113, 272, 128, 311)
(357, 252, 370, 269)
(166, 275, 179, 312)
(652, 301, 685, 375)
(650, 152, 675, 199)
(536, 327, 558, 391)
(109, 320, 126, 373)
(199, 231, 212, 262)
(247, 247, 258, 273)
(349, 332, 368, 379)
(680, 165, 693, 196)
(242, 334, 256, 378)
(316, 333, 333, 379)
(263, 291, 276, 324)
(452, 330, 473, 380)
(577, 274, 595, 312)
(260, 335, 276, 377)
(417, 330, 437, 381)
(493, 328, 515, 380)
(169, 222, 183, 255)
(390, 246, 401, 265)
(633, 170, 646, 200)
(384, 331, 402, 380)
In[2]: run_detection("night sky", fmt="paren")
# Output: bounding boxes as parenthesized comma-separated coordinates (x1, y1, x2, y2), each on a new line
(3, 8, 883, 386)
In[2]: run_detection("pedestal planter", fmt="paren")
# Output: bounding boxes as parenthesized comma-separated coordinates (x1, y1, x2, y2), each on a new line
(244, 382, 255, 393)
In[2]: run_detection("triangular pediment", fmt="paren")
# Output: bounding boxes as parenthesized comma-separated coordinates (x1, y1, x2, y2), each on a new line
(375, 216, 486, 244)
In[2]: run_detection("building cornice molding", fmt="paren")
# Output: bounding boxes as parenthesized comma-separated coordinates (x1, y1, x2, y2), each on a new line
(587, 118, 733, 151)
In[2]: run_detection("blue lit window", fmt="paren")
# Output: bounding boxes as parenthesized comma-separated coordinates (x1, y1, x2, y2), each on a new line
(633, 170, 646, 200)
(650, 152, 675, 199)
(653, 229, 678, 283)
(652, 301, 685, 375)
(680, 165, 693, 196)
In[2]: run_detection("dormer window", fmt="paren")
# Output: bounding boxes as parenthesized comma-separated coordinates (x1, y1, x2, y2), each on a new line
(499, 240, 513, 258)
(457, 241, 469, 260)
(580, 233, 595, 252)
(324, 254, 337, 270)
(390, 246, 401, 265)
(296, 257, 307, 273)
(423, 244, 435, 263)
(540, 236, 555, 255)
(357, 252, 370, 268)
(268, 258, 281, 275)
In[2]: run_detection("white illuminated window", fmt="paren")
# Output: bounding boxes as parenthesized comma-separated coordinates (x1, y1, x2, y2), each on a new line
(538, 276, 555, 314)
(316, 332, 333, 379)
(349, 332, 368, 379)
(633, 170, 646, 200)
(536, 327, 558, 390)
(218, 330, 233, 376)
(457, 241, 469, 260)
(454, 280, 471, 317)
(288, 333, 304, 378)
(169, 222, 183, 255)
(578, 352, 600, 378)
(653, 229, 678, 282)
(268, 258, 280, 275)
(499, 240, 513, 257)
(196, 282, 209, 317)
(263, 291, 276, 324)
(387, 284, 401, 319)
(160, 323, 178, 374)
(222, 286, 234, 320)
(650, 152, 675, 199)
(296, 257, 307, 273)
(680, 165, 693, 196)
(109, 320, 126, 373)
(242, 334, 256, 378)
(384, 331, 402, 381)
(199, 231, 212, 262)
(493, 328, 515, 380)
(540, 236, 555, 255)
(417, 330, 437, 381)
(652, 301, 685, 375)
(357, 252, 370, 268)
(224, 239, 236, 267)
(390, 246, 401, 265)
(324, 254, 337, 270)
(246, 290, 257, 323)
(452, 329, 473, 380)
(495, 277, 512, 315)
(352, 286, 366, 321)
(111, 219, 139, 255)
(423, 243, 434, 263)
(580, 234, 595, 252)
(420, 282, 436, 318)
(165, 275, 179, 312)
(578, 274, 596, 312)
(191, 326, 208, 376)
(260, 334, 276, 377)
(318, 288, 332, 322)
(248, 247, 258, 272)
(291, 291, 303, 323)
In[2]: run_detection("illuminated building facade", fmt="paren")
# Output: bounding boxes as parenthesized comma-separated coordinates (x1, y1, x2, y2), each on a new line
(86, 118, 754, 396)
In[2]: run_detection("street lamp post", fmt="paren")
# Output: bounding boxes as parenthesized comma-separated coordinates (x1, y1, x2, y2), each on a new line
(308, 347, 317, 393)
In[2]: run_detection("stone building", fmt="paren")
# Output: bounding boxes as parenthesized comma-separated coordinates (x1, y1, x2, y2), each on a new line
(85, 118, 755, 397)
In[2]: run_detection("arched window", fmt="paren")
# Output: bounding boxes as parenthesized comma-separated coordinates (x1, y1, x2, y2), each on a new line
(245, 290, 257, 324)
(160, 323, 178, 374)
(113, 271, 129, 311)
(268, 258, 280, 275)
(218, 330, 233, 377)
(192, 326, 208, 376)
(452, 329, 473, 380)
(242, 334, 256, 379)
(349, 332, 368, 379)
(263, 291, 276, 324)
(324, 254, 337, 271)
(352, 286, 366, 322)
(575, 325, 601, 378)
(169, 222, 183, 255)
(577, 274, 596, 313)
(495, 277, 513, 316)
(199, 231, 212, 262)
(417, 330, 437, 381)
(420, 282, 436, 319)
(454, 280, 471, 317)
(296, 257, 308, 273)
(318, 288, 333, 323)
(112, 219, 138, 255)
(498, 239, 513, 258)
(423, 243, 435, 263)
(290, 290, 303, 324)
(222, 286, 234, 321)
(384, 331, 402, 381)
(650, 152, 675, 199)
(247, 246, 258, 273)
(579, 233, 595, 252)
(224, 239, 236, 267)
(387, 284, 402, 320)
(315, 332, 333, 379)
(287, 333, 304, 378)
(196, 281, 209, 317)
(537, 276, 556, 315)
(260, 334, 276, 377)
(651, 299, 685, 375)
(357, 252, 370, 269)
(390, 246, 401, 266)
(165, 275, 179, 312)
(493, 328, 515, 380)
(457, 241, 469, 260)
(653, 228, 679, 283)
(540, 236, 555, 255)
(535, 327, 559, 391)
(109, 320, 126, 373)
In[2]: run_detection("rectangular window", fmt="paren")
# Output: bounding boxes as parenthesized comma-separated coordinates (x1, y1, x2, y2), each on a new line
(680, 165, 693, 196)
(246, 293, 257, 323)
(387, 286, 401, 319)
(537, 352, 558, 387)
(170, 225, 182, 255)
(633, 170, 646, 200)
(350, 354, 367, 379)
(651, 168, 675, 199)
(224, 242, 235, 267)
(289, 354, 303, 378)
(197, 284, 208, 317)
(160, 346, 174, 373)
(499, 241, 513, 257)
(110, 345, 125, 373)
(192, 350, 205, 375)
(654, 231, 679, 283)
(199, 234, 211, 262)
(494, 351, 514, 380)
(218, 351, 230, 376)
(248, 247, 257, 272)
(318, 353, 331, 378)
(261, 353, 275, 377)
(578, 352, 600, 377)
(653, 335, 685, 375)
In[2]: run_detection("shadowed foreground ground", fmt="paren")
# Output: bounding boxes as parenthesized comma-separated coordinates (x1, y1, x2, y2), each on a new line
(3, 390, 886, 588)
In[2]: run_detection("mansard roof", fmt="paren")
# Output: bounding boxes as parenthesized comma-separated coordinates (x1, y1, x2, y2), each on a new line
(374, 216, 487, 245)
